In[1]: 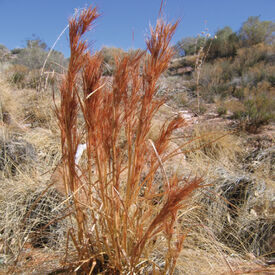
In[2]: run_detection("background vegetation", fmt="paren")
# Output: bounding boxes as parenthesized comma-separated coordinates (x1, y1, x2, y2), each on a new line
(172, 15, 275, 133)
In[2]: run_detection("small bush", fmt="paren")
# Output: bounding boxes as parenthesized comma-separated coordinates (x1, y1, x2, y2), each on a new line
(217, 106, 227, 116)
(234, 43, 270, 70)
(233, 93, 275, 133)
(233, 87, 245, 100)
(11, 48, 23, 55)
(268, 74, 275, 87)
(7, 64, 29, 88)
(0, 44, 11, 62)
(198, 60, 233, 101)
(239, 16, 275, 47)
(205, 26, 240, 60)
(189, 100, 207, 115)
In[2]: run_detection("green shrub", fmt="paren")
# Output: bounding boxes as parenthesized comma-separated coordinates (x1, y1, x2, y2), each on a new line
(233, 93, 275, 133)
(239, 16, 275, 47)
(11, 39, 67, 74)
(233, 87, 245, 100)
(217, 106, 227, 116)
(205, 27, 240, 60)
(11, 48, 23, 55)
(268, 74, 275, 87)
(174, 36, 207, 56)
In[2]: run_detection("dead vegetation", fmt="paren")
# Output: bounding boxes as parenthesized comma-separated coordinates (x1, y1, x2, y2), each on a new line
(52, 7, 205, 274)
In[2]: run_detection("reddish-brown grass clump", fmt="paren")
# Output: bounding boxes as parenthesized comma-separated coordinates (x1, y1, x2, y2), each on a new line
(55, 5, 202, 274)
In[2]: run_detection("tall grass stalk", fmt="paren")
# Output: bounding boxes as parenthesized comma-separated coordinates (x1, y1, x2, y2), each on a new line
(55, 6, 202, 274)
(194, 32, 213, 114)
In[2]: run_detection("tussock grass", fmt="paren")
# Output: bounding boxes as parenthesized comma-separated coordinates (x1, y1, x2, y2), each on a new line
(54, 6, 202, 274)
(0, 177, 68, 265)
(1, 67, 59, 132)
(24, 127, 61, 172)
(21, 89, 57, 130)
(187, 125, 242, 163)
(0, 79, 24, 125)
(183, 134, 275, 263)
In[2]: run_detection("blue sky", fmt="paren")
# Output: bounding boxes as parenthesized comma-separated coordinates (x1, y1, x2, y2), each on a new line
(0, 0, 274, 57)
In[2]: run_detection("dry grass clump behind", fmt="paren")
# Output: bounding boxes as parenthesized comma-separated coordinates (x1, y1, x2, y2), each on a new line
(171, 123, 275, 263)
(0, 127, 65, 273)
(206, 170, 274, 257)
(0, 177, 68, 266)
(21, 89, 58, 130)
(24, 127, 61, 170)
(183, 124, 242, 166)
(54, 6, 202, 274)
(0, 81, 62, 182)
(0, 79, 24, 125)
(0, 78, 64, 269)
(0, 76, 58, 134)
(185, 142, 275, 262)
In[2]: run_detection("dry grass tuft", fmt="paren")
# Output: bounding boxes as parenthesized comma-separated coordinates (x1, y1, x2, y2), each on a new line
(54, 6, 202, 274)
(0, 79, 24, 125)
(0, 178, 68, 266)
(21, 89, 58, 130)
(0, 76, 58, 134)
(185, 125, 243, 164)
